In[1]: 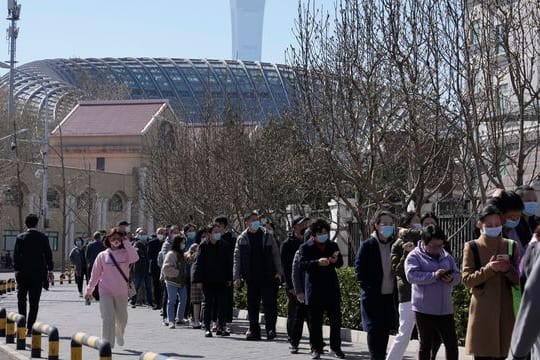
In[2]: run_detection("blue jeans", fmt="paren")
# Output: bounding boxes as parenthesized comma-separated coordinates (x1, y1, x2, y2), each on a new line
(131, 272, 153, 306)
(166, 282, 187, 324)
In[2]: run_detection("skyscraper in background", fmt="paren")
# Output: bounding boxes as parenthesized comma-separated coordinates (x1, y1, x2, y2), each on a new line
(230, 0, 265, 61)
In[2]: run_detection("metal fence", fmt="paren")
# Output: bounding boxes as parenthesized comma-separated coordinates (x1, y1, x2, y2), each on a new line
(347, 215, 476, 265)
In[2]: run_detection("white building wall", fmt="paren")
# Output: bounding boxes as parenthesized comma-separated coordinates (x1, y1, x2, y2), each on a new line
(230, 0, 265, 61)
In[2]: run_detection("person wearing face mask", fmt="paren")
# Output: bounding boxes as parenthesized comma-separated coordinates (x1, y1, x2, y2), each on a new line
(405, 225, 460, 360)
(386, 225, 421, 360)
(157, 225, 180, 325)
(161, 234, 188, 328)
(487, 191, 526, 253)
(516, 185, 540, 247)
(182, 224, 197, 323)
(192, 223, 233, 337)
(355, 209, 398, 360)
(84, 227, 139, 348)
(233, 211, 283, 341)
(147, 227, 166, 310)
(69, 237, 88, 298)
(462, 205, 520, 359)
(129, 228, 153, 309)
(214, 216, 237, 332)
(298, 218, 345, 359)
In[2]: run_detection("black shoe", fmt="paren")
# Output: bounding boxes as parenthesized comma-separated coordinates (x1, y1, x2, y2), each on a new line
(217, 329, 230, 336)
(245, 330, 261, 341)
(130, 304, 136, 309)
(290, 346, 299, 354)
(311, 350, 321, 359)
(26, 329, 32, 337)
(266, 330, 276, 340)
(204, 330, 212, 338)
(332, 349, 346, 359)
(152, 305, 161, 310)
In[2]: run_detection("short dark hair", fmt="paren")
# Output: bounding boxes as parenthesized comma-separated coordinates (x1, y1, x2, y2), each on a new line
(214, 216, 228, 227)
(516, 185, 535, 197)
(195, 227, 210, 244)
(243, 211, 259, 221)
(478, 204, 503, 222)
(420, 212, 439, 226)
(171, 234, 185, 253)
(371, 209, 395, 229)
(309, 218, 330, 235)
(25, 214, 39, 228)
(402, 228, 422, 243)
(421, 225, 447, 244)
(398, 211, 418, 228)
(487, 190, 524, 213)
(183, 223, 197, 233)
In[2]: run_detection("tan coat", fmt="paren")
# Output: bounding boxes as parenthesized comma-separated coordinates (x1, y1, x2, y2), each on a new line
(462, 235, 519, 357)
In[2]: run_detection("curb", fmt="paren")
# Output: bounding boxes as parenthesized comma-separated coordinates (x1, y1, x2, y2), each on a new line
(0, 344, 29, 360)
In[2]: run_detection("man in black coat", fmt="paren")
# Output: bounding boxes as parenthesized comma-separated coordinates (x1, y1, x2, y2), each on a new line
(13, 214, 54, 335)
(280, 216, 309, 350)
(147, 229, 165, 310)
(85, 231, 105, 300)
(214, 216, 236, 327)
(298, 218, 345, 359)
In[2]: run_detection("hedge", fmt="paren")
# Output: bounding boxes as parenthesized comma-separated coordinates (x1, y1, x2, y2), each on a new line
(234, 267, 471, 344)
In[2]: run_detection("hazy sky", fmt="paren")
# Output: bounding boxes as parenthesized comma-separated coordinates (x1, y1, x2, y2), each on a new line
(1, 0, 305, 71)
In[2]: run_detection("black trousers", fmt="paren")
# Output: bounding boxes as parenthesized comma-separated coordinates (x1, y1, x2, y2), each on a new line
(288, 293, 310, 347)
(365, 294, 395, 360)
(247, 282, 277, 335)
(87, 266, 100, 300)
(309, 301, 342, 353)
(161, 280, 168, 319)
(224, 285, 234, 323)
(415, 312, 458, 360)
(202, 283, 227, 330)
(150, 269, 161, 309)
(17, 280, 42, 331)
(75, 274, 84, 293)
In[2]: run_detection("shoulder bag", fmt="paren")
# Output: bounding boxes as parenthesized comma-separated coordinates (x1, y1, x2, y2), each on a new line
(108, 251, 137, 299)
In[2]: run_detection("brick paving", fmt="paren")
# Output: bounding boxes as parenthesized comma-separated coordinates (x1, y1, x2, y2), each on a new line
(0, 272, 469, 359)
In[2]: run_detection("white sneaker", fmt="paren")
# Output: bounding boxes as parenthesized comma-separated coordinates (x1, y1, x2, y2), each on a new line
(169, 323, 175, 329)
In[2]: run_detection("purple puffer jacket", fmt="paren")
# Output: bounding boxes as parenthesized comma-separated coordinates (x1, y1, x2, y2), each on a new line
(405, 244, 461, 315)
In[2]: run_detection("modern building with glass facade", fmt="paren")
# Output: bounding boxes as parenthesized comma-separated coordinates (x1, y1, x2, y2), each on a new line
(0, 57, 297, 123)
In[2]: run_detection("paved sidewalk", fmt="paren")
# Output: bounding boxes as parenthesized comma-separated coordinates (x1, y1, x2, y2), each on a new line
(0, 273, 469, 359)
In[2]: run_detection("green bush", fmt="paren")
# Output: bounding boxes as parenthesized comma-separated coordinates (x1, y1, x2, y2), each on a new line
(234, 267, 470, 344)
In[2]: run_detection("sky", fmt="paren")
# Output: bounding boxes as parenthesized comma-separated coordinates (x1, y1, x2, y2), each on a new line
(1, 0, 305, 73)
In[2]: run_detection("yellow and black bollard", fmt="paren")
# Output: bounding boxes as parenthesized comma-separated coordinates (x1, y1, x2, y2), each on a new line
(0, 308, 6, 337)
(0, 280, 5, 295)
(71, 332, 111, 360)
(140, 352, 180, 360)
(31, 321, 59, 360)
(59, 273, 65, 285)
(6, 311, 26, 350)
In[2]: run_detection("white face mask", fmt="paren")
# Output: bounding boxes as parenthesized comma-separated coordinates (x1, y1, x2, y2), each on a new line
(111, 240, 121, 248)
(157, 234, 164, 240)
(180, 243, 186, 250)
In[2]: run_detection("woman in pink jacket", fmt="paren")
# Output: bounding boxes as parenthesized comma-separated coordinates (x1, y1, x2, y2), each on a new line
(85, 227, 139, 348)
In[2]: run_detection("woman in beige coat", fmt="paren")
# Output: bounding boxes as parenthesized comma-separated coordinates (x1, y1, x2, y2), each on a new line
(462, 205, 520, 359)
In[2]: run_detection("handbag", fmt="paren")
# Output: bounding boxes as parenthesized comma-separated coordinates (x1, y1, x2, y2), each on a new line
(108, 251, 137, 299)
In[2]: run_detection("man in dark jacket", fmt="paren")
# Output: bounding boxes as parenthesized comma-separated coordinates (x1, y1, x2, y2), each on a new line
(13, 214, 54, 335)
(233, 211, 283, 341)
(192, 223, 233, 337)
(85, 231, 105, 300)
(131, 228, 153, 308)
(280, 216, 309, 350)
(214, 216, 236, 327)
(298, 218, 345, 359)
(147, 228, 166, 310)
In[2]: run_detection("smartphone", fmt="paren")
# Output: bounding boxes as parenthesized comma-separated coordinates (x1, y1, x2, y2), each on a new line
(332, 251, 340, 257)
(443, 269, 453, 276)
(496, 254, 509, 261)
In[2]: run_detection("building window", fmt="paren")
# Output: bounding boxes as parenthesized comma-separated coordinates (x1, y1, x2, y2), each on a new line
(47, 188, 60, 209)
(96, 157, 105, 171)
(109, 194, 123, 212)
(44, 231, 59, 251)
(499, 83, 509, 112)
(470, 20, 481, 47)
(77, 190, 95, 210)
(2, 187, 23, 207)
(3, 230, 18, 251)
(496, 24, 506, 54)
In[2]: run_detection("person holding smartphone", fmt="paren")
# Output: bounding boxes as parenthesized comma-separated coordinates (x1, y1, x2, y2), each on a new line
(405, 225, 460, 360)
(298, 218, 345, 359)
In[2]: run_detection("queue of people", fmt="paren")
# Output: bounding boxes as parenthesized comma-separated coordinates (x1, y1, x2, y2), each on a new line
(66, 185, 540, 358)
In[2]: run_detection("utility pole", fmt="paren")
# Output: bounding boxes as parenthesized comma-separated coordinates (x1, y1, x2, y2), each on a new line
(6, 0, 22, 230)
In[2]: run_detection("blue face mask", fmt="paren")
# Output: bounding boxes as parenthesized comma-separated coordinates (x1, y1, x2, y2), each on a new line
(379, 225, 394, 238)
(213, 233, 221, 241)
(483, 225, 502, 238)
(315, 234, 329, 243)
(504, 219, 520, 229)
(139, 235, 148, 241)
(524, 202, 538, 216)
(186, 232, 196, 241)
(250, 220, 261, 231)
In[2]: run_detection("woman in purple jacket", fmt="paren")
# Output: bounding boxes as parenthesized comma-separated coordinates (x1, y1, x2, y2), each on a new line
(405, 225, 460, 360)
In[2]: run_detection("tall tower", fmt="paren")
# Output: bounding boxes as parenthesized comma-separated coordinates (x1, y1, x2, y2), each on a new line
(230, 0, 265, 61)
